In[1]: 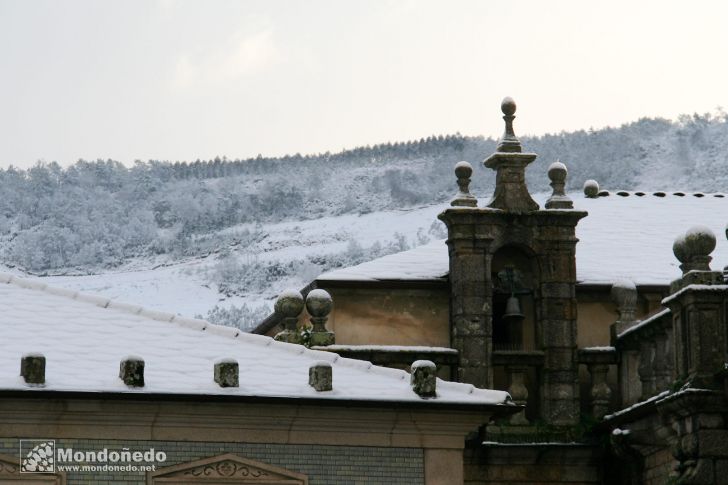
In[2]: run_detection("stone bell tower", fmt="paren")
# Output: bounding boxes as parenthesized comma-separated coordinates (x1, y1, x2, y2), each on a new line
(438, 98, 587, 425)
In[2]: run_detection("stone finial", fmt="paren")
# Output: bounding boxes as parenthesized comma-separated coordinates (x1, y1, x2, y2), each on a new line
(583, 179, 599, 198)
(214, 358, 239, 387)
(410, 360, 437, 398)
(21, 353, 45, 385)
(545, 160, 573, 209)
(119, 356, 145, 387)
(673, 226, 716, 274)
(309, 361, 332, 391)
(483, 97, 539, 213)
(611, 279, 637, 327)
(306, 289, 335, 346)
(274, 289, 305, 343)
(450, 161, 477, 207)
(497, 97, 521, 153)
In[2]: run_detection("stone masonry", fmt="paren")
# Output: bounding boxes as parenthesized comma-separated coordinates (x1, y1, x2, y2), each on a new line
(439, 98, 586, 425)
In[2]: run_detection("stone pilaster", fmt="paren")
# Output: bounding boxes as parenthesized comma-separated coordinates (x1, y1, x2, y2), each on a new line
(664, 227, 728, 390)
(536, 214, 584, 425)
(439, 208, 493, 388)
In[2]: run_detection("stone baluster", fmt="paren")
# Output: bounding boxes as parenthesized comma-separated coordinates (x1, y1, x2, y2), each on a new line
(578, 347, 617, 419)
(653, 330, 672, 391)
(663, 328, 674, 386)
(505, 364, 529, 424)
(638, 338, 656, 400)
(610, 279, 637, 340)
(619, 349, 640, 407)
(587, 363, 612, 419)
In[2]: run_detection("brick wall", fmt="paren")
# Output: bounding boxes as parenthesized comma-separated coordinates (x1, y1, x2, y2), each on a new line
(1, 438, 424, 485)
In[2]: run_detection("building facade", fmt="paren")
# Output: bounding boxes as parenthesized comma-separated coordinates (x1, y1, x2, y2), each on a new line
(256, 98, 728, 484)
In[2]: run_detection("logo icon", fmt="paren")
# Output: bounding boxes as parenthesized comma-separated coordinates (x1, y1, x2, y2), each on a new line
(20, 440, 55, 473)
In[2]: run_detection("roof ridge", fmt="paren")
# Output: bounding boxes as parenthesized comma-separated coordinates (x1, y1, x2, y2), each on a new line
(0, 272, 500, 400)
(0, 270, 305, 351)
(592, 189, 726, 199)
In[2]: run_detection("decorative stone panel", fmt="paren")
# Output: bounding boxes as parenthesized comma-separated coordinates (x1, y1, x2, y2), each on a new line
(148, 453, 308, 484)
(0, 453, 65, 484)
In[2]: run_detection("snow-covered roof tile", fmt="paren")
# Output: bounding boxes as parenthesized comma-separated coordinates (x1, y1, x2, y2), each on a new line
(318, 238, 449, 282)
(0, 273, 510, 406)
(318, 192, 728, 286)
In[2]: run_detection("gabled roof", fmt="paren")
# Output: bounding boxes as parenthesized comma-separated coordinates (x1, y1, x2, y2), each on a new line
(0, 273, 510, 406)
(317, 192, 728, 287)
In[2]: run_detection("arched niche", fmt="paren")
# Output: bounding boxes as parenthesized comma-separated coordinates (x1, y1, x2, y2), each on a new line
(0, 453, 65, 484)
(490, 244, 538, 351)
(147, 453, 308, 484)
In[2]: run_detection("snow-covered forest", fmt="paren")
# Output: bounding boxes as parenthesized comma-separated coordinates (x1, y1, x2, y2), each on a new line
(2, 111, 727, 329)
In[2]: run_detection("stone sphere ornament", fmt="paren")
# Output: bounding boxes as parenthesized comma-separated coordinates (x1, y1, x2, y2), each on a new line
(683, 225, 716, 258)
(454, 161, 473, 180)
(673, 226, 716, 274)
(548, 161, 567, 183)
(672, 234, 688, 264)
(501, 96, 517, 116)
(450, 161, 477, 207)
(583, 180, 599, 198)
(274, 289, 305, 318)
(305, 289, 333, 318)
(545, 159, 573, 209)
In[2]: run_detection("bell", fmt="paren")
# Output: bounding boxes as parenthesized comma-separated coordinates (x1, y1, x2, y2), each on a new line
(503, 295, 524, 322)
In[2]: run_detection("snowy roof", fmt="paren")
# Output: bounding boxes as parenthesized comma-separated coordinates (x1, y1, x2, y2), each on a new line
(317, 238, 449, 282)
(318, 192, 728, 286)
(0, 273, 510, 406)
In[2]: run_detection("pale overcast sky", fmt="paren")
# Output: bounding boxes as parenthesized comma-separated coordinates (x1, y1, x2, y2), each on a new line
(1, 0, 727, 168)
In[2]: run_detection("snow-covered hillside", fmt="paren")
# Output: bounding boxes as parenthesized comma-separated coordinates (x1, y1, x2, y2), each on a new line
(3, 111, 728, 329)
(11, 201, 454, 329)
